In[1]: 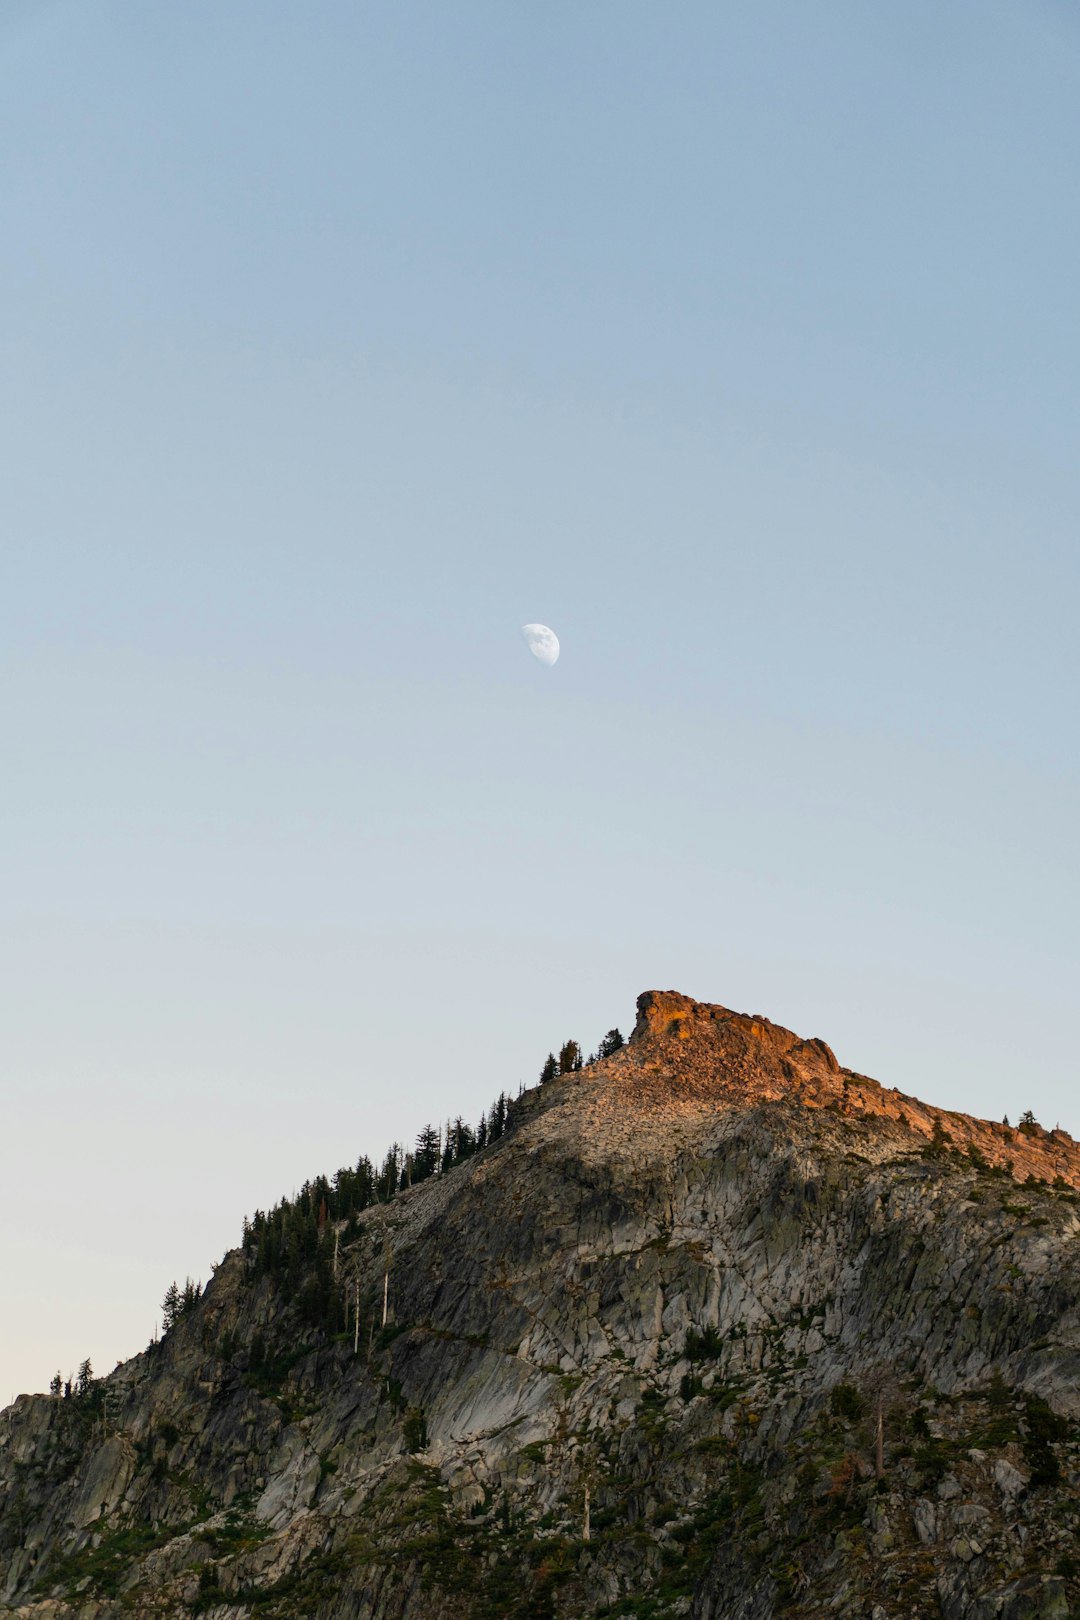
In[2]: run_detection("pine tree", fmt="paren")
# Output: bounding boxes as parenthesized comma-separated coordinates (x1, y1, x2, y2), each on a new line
(489, 1093, 508, 1140)
(76, 1358, 93, 1395)
(598, 1028, 624, 1058)
(49, 1372, 62, 1397)
(558, 1039, 583, 1074)
(377, 1144, 402, 1202)
(413, 1124, 441, 1182)
(445, 1117, 475, 1167)
(539, 1052, 558, 1085)
(162, 1280, 181, 1331)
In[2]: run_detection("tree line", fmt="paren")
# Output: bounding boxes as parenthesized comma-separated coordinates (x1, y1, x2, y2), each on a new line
(539, 1027, 623, 1083)
(145, 1030, 628, 1353)
(48, 1359, 94, 1400)
(239, 1032, 628, 1303)
(162, 1277, 203, 1330)
(239, 1088, 518, 1320)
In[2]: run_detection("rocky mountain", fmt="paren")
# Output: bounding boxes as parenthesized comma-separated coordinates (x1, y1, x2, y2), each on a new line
(2, 990, 1079, 1620)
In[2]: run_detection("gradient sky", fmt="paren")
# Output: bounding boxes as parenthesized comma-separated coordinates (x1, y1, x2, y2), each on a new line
(2, 0, 1079, 1400)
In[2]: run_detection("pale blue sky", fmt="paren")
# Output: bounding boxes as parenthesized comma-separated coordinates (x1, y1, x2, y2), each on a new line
(2, 1, 1078, 1397)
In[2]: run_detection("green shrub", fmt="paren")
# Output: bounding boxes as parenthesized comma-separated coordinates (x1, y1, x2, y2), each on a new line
(402, 1407, 428, 1452)
(684, 1326, 724, 1362)
(914, 1439, 953, 1485)
(1022, 1394, 1067, 1487)
(829, 1382, 864, 1422)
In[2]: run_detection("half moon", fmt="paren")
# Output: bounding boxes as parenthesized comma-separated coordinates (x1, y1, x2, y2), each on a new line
(521, 623, 560, 666)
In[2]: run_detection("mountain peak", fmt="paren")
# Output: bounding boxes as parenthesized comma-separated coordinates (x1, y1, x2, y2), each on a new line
(630, 987, 839, 1071)
(551, 988, 1080, 1191)
(3, 988, 1080, 1619)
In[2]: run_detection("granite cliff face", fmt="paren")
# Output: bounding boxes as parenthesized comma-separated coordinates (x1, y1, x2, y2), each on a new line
(3, 992, 1080, 1620)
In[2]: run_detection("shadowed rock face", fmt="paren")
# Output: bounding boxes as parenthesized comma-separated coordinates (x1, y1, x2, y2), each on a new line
(2, 992, 1080, 1620)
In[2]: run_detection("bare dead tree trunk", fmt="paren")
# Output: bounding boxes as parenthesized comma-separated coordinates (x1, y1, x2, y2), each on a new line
(354, 1279, 360, 1355)
(875, 1399, 884, 1480)
(333, 1229, 339, 1281)
(382, 1270, 389, 1329)
(583, 1485, 591, 1543)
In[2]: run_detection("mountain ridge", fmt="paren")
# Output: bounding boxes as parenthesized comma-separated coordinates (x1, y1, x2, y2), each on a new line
(527, 990, 1080, 1191)
(2, 990, 1079, 1620)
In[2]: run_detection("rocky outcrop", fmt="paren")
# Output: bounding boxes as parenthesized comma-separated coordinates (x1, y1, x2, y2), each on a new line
(2, 991, 1079, 1619)
(627, 991, 1080, 1187)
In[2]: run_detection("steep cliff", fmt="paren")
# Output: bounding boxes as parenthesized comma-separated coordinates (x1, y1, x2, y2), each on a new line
(2, 992, 1079, 1620)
